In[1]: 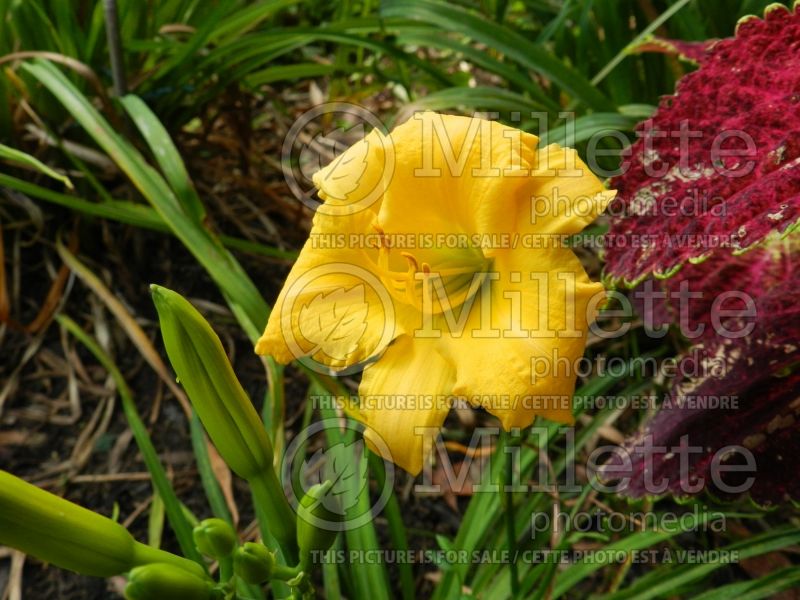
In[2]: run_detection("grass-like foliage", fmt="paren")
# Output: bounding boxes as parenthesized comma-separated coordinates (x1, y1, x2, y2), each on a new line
(0, 1, 797, 599)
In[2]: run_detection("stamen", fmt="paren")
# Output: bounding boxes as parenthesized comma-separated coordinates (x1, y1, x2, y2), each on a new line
(356, 233, 492, 312)
(372, 223, 387, 249)
(400, 252, 419, 272)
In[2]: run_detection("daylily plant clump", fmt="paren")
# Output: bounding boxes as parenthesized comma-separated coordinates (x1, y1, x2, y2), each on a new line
(257, 112, 614, 474)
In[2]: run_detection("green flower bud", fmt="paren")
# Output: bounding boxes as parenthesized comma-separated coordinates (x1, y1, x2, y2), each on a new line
(0, 471, 204, 579)
(125, 563, 218, 600)
(233, 542, 275, 584)
(296, 481, 341, 560)
(151, 286, 297, 561)
(193, 518, 237, 559)
(151, 285, 274, 479)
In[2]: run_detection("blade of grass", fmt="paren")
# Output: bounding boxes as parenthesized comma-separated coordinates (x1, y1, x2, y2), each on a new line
(0, 143, 73, 188)
(537, 0, 575, 43)
(0, 173, 296, 259)
(387, 25, 558, 110)
(56, 314, 204, 566)
(322, 545, 343, 600)
(538, 108, 654, 147)
(502, 430, 521, 598)
(147, 1, 238, 83)
(599, 525, 800, 600)
(400, 87, 547, 116)
(118, 95, 205, 224)
(216, 236, 297, 261)
(369, 452, 415, 600)
(209, 0, 300, 43)
(590, 0, 693, 87)
(244, 63, 337, 86)
(689, 567, 800, 600)
(314, 384, 391, 600)
(147, 491, 165, 548)
(381, 0, 615, 111)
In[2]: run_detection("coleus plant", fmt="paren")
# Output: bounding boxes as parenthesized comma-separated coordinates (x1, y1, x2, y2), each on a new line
(605, 3, 800, 285)
(603, 3, 800, 504)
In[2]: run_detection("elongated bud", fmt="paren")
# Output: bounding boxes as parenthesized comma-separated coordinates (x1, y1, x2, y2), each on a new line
(233, 542, 275, 584)
(150, 285, 274, 480)
(296, 481, 341, 560)
(151, 285, 297, 561)
(193, 518, 237, 559)
(125, 563, 218, 600)
(0, 471, 203, 579)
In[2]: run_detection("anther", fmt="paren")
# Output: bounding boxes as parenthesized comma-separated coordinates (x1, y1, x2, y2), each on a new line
(400, 252, 419, 272)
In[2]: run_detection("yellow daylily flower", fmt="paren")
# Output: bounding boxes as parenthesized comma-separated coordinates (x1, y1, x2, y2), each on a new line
(257, 112, 614, 475)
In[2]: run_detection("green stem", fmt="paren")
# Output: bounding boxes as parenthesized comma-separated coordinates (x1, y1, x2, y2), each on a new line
(219, 556, 234, 583)
(249, 472, 299, 566)
(131, 543, 208, 578)
(502, 431, 520, 599)
(271, 564, 301, 581)
(102, 0, 127, 96)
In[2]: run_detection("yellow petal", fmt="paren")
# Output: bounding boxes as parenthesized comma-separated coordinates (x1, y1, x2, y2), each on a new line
(519, 143, 616, 237)
(255, 254, 402, 369)
(376, 112, 539, 257)
(443, 246, 604, 429)
(256, 202, 404, 368)
(356, 335, 456, 475)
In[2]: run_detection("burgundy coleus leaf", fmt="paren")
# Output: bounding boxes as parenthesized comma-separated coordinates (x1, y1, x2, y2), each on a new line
(632, 244, 786, 342)
(603, 247, 800, 504)
(633, 37, 719, 65)
(604, 4, 800, 285)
